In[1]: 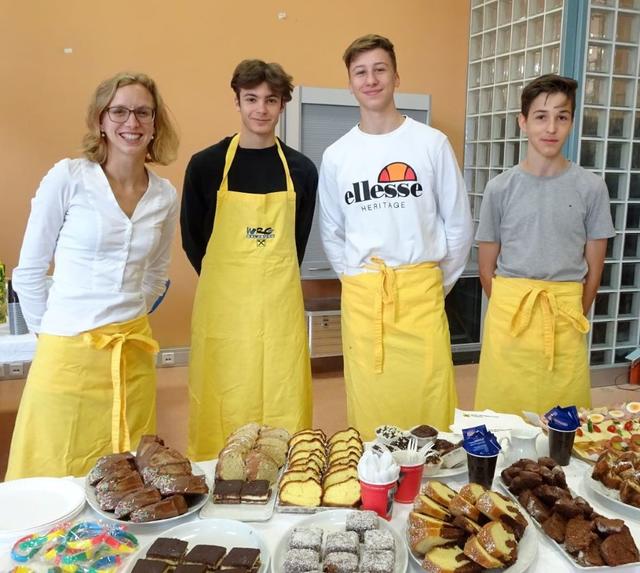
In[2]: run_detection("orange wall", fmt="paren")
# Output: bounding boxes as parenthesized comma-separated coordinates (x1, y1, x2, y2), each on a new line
(0, 0, 470, 347)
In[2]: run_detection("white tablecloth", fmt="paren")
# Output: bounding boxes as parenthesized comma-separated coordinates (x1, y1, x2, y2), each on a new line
(0, 322, 36, 364)
(3, 447, 640, 572)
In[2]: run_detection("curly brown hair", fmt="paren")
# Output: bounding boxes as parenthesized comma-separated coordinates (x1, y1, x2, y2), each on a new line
(230, 60, 294, 103)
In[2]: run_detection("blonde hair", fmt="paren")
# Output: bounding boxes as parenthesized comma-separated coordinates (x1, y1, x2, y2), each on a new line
(81, 72, 179, 165)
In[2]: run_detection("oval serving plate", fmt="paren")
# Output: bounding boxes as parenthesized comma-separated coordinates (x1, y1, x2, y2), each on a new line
(85, 461, 211, 526)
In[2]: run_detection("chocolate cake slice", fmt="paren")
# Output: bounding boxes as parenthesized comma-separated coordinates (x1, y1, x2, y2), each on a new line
(145, 538, 188, 564)
(96, 486, 143, 512)
(174, 565, 208, 573)
(130, 495, 188, 522)
(114, 487, 162, 519)
(220, 547, 260, 569)
(240, 480, 270, 504)
(151, 473, 209, 496)
(213, 479, 243, 503)
(131, 558, 172, 573)
(183, 544, 227, 569)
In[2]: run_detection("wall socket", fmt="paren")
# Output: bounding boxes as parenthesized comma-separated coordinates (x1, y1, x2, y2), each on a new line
(160, 351, 175, 366)
(9, 362, 24, 377)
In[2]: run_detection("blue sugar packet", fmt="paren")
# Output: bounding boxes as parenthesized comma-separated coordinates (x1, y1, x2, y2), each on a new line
(462, 424, 501, 456)
(545, 405, 580, 431)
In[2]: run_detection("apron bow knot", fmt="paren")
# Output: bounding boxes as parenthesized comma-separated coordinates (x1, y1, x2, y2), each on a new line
(84, 329, 159, 452)
(510, 286, 589, 371)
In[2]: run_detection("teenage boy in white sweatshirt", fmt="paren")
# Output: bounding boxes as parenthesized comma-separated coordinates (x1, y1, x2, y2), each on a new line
(318, 34, 473, 438)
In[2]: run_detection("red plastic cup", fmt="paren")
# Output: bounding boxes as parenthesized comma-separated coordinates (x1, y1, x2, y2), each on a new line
(359, 479, 397, 520)
(394, 462, 425, 503)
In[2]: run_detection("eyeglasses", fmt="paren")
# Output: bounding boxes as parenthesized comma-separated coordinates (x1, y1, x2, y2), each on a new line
(106, 106, 155, 124)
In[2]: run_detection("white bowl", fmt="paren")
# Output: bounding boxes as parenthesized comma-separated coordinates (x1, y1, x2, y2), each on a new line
(375, 425, 408, 446)
(440, 446, 466, 469)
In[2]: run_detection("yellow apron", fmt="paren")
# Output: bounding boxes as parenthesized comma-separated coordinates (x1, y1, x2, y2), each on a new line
(341, 259, 457, 440)
(187, 135, 312, 460)
(5, 315, 158, 480)
(474, 276, 591, 415)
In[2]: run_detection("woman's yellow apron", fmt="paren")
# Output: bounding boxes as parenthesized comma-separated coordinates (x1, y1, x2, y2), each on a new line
(341, 259, 457, 440)
(474, 276, 591, 415)
(6, 315, 158, 479)
(187, 135, 312, 460)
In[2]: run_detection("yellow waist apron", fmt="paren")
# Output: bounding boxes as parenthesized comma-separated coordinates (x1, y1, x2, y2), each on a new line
(5, 315, 158, 480)
(341, 258, 457, 440)
(474, 276, 591, 415)
(187, 135, 312, 460)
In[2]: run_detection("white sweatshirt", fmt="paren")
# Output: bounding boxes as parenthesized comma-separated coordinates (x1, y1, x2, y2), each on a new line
(318, 117, 473, 292)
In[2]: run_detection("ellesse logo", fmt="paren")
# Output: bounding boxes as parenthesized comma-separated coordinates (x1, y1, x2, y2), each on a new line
(345, 162, 423, 211)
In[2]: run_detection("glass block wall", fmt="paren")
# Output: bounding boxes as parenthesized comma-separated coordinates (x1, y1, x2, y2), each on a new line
(465, 0, 565, 268)
(579, 0, 640, 366)
(465, 0, 640, 368)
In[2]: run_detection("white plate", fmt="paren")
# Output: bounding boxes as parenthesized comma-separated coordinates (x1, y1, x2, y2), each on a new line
(498, 477, 640, 570)
(124, 518, 269, 573)
(406, 511, 537, 573)
(271, 508, 408, 573)
(0, 478, 85, 538)
(85, 462, 211, 526)
(584, 475, 640, 523)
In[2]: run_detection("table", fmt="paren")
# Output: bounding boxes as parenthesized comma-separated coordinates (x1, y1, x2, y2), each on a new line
(3, 447, 640, 572)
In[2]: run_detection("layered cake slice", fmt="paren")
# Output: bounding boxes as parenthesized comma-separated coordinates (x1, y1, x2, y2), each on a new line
(220, 547, 261, 570)
(213, 479, 243, 504)
(240, 480, 271, 504)
(131, 559, 172, 573)
(183, 544, 227, 569)
(422, 545, 482, 573)
(145, 538, 189, 564)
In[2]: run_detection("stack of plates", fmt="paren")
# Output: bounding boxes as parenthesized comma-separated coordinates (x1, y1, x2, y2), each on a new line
(0, 477, 85, 544)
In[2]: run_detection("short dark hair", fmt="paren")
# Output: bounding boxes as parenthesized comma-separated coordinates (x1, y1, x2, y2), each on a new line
(230, 59, 293, 103)
(343, 34, 397, 73)
(521, 74, 578, 118)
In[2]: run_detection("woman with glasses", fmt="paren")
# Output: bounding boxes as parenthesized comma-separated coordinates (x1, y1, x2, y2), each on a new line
(6, 72, 179, 479)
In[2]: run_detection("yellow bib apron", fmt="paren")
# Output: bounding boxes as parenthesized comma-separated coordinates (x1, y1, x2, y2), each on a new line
(5, 315, 158, 480)
(474, 276, 591, 415)
(341, 259, 457, 440)
(187, 135, 312, 460)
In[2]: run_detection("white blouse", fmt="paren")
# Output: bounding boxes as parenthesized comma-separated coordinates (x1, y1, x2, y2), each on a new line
(13, 158, 178, 335)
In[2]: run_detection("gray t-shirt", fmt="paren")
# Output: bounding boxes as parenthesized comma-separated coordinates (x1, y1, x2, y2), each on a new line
(475, 163, 615, 281)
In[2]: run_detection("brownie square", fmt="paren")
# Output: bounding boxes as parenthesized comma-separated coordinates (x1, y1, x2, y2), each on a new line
(184, 544, 226, 568)
(240, 480, 271, 504)
(363, 530, 394, 552)
(131, 558, 172, 573)
(289, 527, 323, 551)
(324, 531, 359, 556)
(174, 565, 208, 573)
(345, 510, 378, 541)
(322, 551, 358, 572)
(359, 549, 395, 573)
(213, 479, 243, 503)
(283, 548, 320, 573)
(220, 547, 261, 569)
(146, 538, 189, 564)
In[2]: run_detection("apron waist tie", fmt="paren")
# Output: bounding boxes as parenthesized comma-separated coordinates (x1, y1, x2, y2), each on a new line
(510, 287, 589, 371)
(364, 257, 398, 374)
(84, 330, 159, 452)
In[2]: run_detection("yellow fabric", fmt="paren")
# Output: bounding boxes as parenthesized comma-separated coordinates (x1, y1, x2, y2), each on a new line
(341, 260, 457, 440)
(6, 315, 158, 480)
(188, 135, 312, 460)
(474, 276, 591, 416)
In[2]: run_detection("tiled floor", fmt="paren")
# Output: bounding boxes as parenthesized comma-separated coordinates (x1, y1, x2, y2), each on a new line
(1, 363, 638, 479)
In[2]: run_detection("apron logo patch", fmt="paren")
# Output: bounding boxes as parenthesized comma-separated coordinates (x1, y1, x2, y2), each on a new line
(344, 161, 423, 212)
(246, 227, 275, 247)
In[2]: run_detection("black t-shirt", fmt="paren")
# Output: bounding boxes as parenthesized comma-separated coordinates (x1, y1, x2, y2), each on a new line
(180, 136, 318, 274)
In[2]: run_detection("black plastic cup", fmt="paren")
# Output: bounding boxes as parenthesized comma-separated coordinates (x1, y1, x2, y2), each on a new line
(548, 427, 576, 466)
(466, 451, 499, 488)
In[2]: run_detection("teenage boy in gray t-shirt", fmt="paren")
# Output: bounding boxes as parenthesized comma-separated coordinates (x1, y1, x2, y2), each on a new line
(474, 74, 615, 415)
